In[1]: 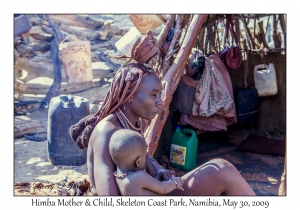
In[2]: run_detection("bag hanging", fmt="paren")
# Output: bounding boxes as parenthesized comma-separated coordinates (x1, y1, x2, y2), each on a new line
(234, 50, 259, 123)
(220, 15, 242, 70)
(173, 53, 205, 115)
(226, 46, 242, 69)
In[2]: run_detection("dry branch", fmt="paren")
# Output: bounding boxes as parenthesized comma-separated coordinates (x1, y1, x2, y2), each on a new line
(278, 14, 286, 49)
(235, 19, 241, 47)
(15, 56, 113, 83)
(198, 27, 205, 53)
(98, 21, 128, 41)
(257, 21, 269, 49)
(49, 15, 104, 30)
(72, 84, 110, 104)
(15, 42, 51, 55)
(57, 23, 99, 41)
(240, 15, 257, 49)
(157, 14, 176, 46)
(30, 34, 53, 41)
(15, 80, 94, 95)
(272, 15, 282, 48)
(14, 118, 47, 138)
(43, 15, 65, 104)
(14, 57, 63, 81)
(162, 15, 183, 76)
(145, 14, 208, 156)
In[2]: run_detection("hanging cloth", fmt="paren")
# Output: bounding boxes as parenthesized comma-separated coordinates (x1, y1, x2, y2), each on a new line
(181, 53, 237, 133)
(192, 54, 234, 117)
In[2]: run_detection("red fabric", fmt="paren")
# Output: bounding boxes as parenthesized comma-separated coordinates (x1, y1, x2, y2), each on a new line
(226, 47, 242, 69)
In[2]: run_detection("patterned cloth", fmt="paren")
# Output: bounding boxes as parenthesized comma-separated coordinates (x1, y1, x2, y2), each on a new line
(192, 54, 234, 117)
(181, 54, 237, 133)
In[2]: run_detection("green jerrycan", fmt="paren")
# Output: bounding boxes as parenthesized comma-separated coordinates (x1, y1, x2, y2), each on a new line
(169, 126, 198, 171)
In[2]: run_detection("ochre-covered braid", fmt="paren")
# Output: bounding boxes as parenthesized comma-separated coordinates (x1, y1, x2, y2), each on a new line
(69, 63, 154, 149)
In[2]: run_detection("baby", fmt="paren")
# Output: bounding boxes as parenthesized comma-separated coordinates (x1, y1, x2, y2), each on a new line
(109, 129, 184, 196)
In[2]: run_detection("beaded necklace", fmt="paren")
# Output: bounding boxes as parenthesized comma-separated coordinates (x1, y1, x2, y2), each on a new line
(115, 108, 143, 135)
(113, 170, 134, 179)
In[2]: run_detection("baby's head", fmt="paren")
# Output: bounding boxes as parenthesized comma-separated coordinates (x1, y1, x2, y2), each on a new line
(109, 129, 147, 170)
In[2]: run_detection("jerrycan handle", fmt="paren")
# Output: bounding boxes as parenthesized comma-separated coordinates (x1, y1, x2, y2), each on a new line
(61, 94, 76, 108)
(182, 128, 196, 137)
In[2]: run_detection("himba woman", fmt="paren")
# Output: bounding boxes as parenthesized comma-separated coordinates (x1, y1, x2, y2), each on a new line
(69, 31, 255, 196)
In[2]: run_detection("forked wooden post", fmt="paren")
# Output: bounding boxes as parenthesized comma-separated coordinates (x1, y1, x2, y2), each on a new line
(145, 14, 208, 156)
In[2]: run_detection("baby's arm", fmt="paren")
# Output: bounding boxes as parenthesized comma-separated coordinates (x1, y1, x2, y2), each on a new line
(135, 171, 184, 195)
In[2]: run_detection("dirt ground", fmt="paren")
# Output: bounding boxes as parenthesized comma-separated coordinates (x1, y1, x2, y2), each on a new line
(14, 108, 90, 196)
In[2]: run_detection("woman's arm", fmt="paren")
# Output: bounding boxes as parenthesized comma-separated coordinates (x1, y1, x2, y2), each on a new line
(91, 122, 120, 195)
(143, 119, 176, 181)
(145, 153, 176, 181)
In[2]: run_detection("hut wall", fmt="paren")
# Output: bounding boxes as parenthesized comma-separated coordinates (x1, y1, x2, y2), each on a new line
(154, 52, 286, 160)
(227, 52, 286, 140)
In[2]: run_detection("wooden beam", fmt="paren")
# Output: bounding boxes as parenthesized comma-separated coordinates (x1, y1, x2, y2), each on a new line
(15, 42, 51, 55)
(15, 80, 94, 95)
(145, 14, 208, 156)
(57, 23, 100, 41)
(49, 14, 104, 30)
(43, 15, 65, 104)
(157, 14, 176, 46)
(162, 15, 183, 76)
(257, 21, 269, 49)
(278, 14, 286, 49)
(14, 57, 64, 81)
(14, 118, 47, 138)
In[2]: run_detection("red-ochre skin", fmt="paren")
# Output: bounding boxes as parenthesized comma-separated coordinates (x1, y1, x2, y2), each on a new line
(87, 74, 255, 196)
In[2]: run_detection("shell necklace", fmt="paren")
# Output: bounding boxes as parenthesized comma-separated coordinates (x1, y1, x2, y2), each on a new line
(115, 108, 143, 135)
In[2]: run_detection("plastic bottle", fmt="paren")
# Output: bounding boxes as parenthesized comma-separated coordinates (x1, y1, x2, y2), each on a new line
(169, 126, 198, 171)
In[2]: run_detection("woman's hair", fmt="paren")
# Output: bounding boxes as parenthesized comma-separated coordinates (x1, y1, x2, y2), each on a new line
(69, 63, 155, 149)
(69, 30, 160, 149)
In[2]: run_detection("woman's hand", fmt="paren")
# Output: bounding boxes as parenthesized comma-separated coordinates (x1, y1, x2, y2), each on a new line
(172, 176, 185, 191)
(155, 168, 176, 181)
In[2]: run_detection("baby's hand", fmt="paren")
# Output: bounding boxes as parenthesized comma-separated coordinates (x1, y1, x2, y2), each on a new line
(171, 176, 184, 191)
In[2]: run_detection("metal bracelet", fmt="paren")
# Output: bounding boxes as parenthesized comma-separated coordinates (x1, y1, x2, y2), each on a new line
(170, 177, 178, 188)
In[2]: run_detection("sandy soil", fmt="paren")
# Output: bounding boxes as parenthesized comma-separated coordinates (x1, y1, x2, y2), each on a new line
(14, 136, 89, 183)
(14, 107, 90, 196)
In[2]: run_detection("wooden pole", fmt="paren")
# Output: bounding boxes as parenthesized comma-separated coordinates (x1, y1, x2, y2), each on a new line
(145, 14, 207, 156)
(43, 15, 65, 104)
(162, 15, 183, 76)
(157, 14, 176, 46)
(279, 14, 286, 50)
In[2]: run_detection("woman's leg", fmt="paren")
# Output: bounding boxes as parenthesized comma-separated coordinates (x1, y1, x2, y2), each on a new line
(167, 158, 255, 196)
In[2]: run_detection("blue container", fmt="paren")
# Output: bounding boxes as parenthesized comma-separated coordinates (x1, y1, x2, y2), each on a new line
(234, 87, 259, 123)
(47, 95, 90, 166)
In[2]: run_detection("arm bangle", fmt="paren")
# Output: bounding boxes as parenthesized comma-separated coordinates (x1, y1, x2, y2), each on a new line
(170, 177, 177, 188)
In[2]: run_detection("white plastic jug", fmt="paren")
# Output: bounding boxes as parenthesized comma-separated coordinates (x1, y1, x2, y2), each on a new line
(254, 63, 278, 97)
(115, 27, 142, 57)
